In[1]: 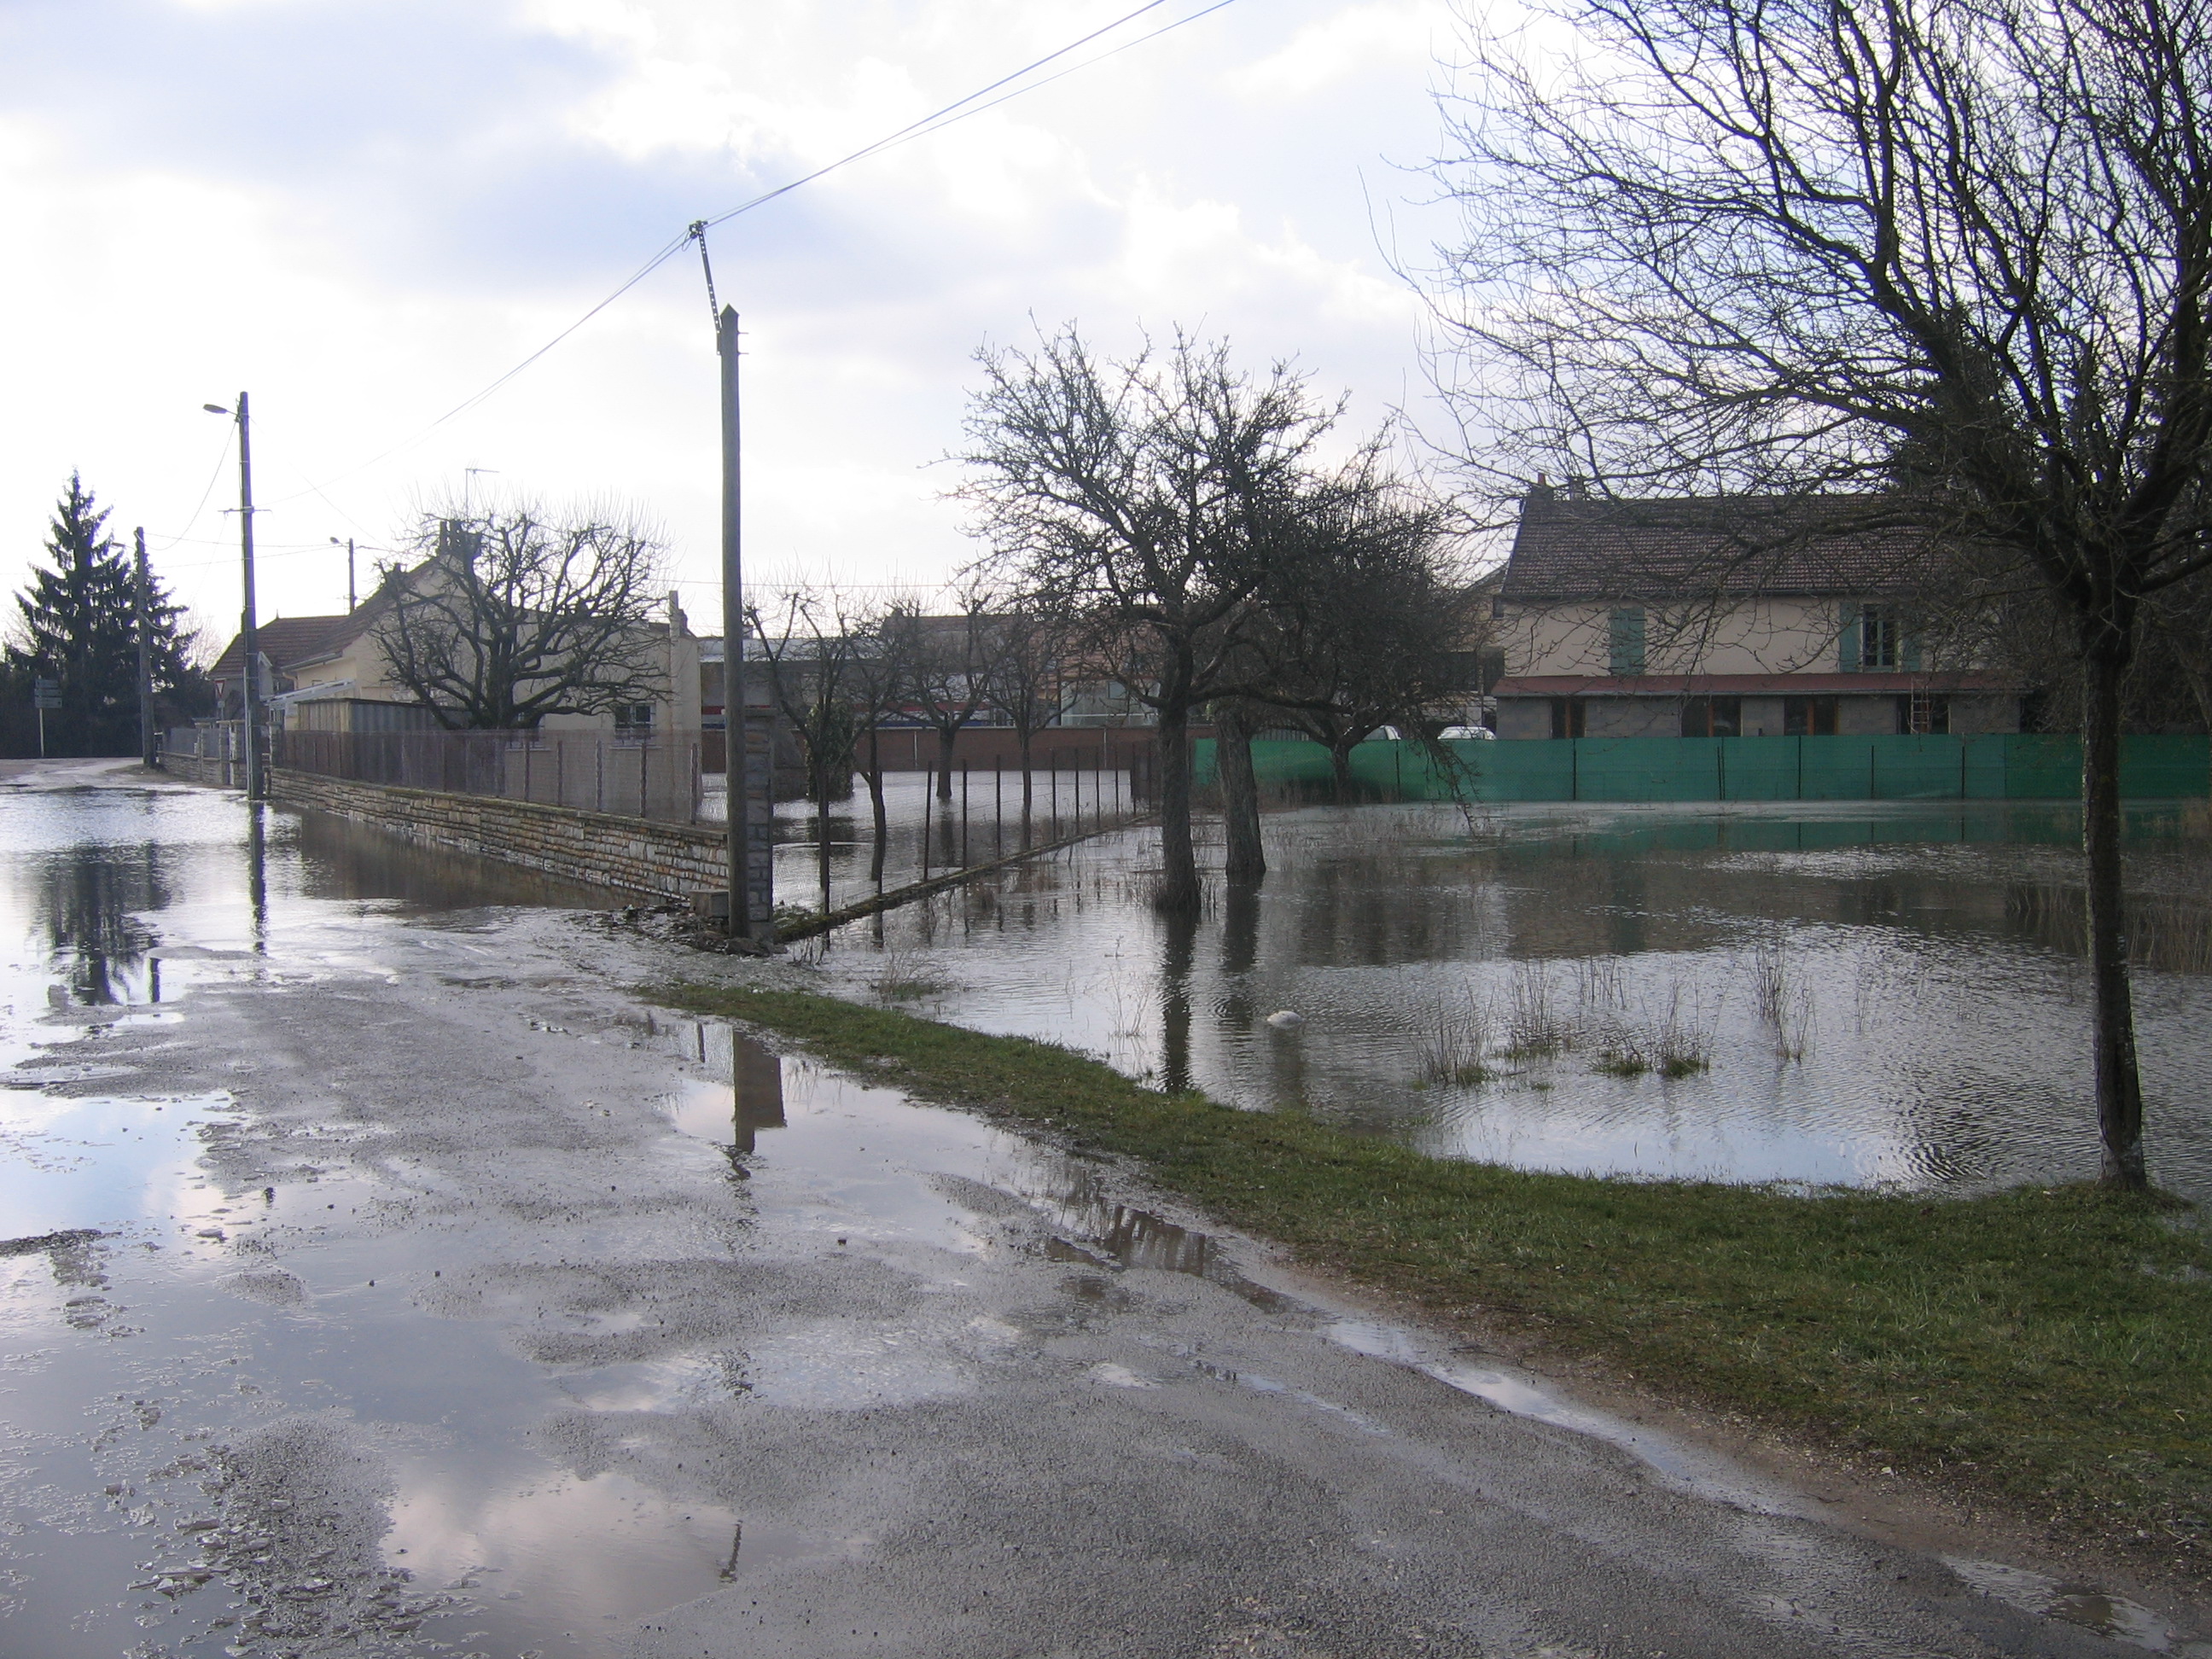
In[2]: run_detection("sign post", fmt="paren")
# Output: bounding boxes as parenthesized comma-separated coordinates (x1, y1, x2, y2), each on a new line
(32, 677, 59, 759)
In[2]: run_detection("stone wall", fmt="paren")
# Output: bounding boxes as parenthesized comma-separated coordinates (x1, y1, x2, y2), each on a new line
(177, 761, 728, 899)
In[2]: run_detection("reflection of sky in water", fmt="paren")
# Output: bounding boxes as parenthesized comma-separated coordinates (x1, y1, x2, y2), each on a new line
(808, 799, 2212, 1200)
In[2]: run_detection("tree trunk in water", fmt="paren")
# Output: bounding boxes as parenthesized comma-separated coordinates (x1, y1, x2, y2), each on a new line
(1217, 701, 1265, 882)
(2081, 643, 2147, 1190)
(935, 727, 957, 800)
(866, 725, 888, 886)
(1155, 702, 1201, 913)
(1018, 729, 1035, 850)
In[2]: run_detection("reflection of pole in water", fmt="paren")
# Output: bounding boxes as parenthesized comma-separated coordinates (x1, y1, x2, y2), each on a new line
(719, 1520, 742, 1580)
(731, 1032, 786, 1154)
(247, 803, 268, 952)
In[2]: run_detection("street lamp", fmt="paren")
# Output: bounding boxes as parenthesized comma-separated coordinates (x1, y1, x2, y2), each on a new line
(329, 537, 356, 614)
(205, 395, 262, 801)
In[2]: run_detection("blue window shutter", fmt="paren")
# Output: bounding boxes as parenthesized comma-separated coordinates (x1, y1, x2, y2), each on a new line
(1902, 630, 1923, 672)
(1609, 608, 1645, 676)
(1839, 602, 1862, 672)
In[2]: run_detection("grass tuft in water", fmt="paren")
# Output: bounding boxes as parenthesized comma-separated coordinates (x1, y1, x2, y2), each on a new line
(1419, 993, 1493, 1086)
(649, 978, 2212, 1589)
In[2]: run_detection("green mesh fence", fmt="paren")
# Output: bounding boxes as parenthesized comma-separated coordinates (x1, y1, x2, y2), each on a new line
(1195, 733, 2209, 802)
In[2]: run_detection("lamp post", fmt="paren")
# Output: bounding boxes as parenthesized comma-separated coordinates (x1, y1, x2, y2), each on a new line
(204, 395, 262, 801)
(329, 536, 355, 613)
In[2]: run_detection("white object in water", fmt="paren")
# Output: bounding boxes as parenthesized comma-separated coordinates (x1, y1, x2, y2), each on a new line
(1266, 1010, 1306, 1030)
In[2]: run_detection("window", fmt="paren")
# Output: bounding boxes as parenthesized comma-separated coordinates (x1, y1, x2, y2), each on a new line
(1783, 696, 1837, 736)
(1860, 605, 1901, 669)
(1608, 608, 1646, 677)
(1550, 696, 1586, 739)
(1681, 696, 1741, 737)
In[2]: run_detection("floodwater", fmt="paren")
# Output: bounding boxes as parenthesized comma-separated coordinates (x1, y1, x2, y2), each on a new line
(767, 767, 1139, 915)
(805, 797, 2212, 1201)
(0, 768, 1284, 1656)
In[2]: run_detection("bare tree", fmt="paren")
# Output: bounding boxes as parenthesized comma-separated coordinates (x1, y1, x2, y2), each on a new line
(959, 328, 1340, 913)
(976, 601, 1072, 843)
(748, 585, 865, 906)
(885, 596, 991, 802)
(1431, 0, 2212, 1190)
(375, 504, 668, 729)
(1262, 467, 1482, 799)
(844, 593, 916, 887)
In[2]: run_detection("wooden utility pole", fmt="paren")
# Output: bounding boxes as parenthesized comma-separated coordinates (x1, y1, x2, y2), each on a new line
(208, 393, 265, 800)
(134, 527, 157, 768)
(718, 304, 766, 940)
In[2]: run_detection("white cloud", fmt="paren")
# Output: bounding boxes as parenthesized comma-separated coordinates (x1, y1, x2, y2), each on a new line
(0, 0, 1470, 636)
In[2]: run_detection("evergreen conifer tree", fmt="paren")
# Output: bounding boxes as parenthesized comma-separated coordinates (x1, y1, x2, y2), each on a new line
(5, 474, 203, 758)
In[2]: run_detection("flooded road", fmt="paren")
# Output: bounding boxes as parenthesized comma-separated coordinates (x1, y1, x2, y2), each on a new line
(1, 760, 2203, 1656)
(806, 799, 2212, 1201)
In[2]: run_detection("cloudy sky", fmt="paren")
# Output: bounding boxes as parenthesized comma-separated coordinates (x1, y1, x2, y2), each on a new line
(0, 0, 1472, 645)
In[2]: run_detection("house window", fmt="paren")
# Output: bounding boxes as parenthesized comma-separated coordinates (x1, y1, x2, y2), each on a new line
(1550, 696, 1586, 739)
(1608, 608, 1645, 677)
(1860, 606, 1901, 669)
(1681, 696, 1741, 737)
(1898, 692, 1949, 734)
(1783, 696, 1837, 736)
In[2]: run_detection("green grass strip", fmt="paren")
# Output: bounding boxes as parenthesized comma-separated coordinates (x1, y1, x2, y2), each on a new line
(652, 979, 2212, 1577)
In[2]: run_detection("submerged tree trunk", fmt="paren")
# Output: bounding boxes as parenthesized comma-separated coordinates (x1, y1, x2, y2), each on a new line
(1329, 738, 1357, 804)
(2081, 637, 2147, 1190)
(1155, 696, 1201, 914)
(934, 726, 958, 800)
(866, 723, 888, 887)
(1017, 727, 1035, 849)
(1216, 700, 1265, 882)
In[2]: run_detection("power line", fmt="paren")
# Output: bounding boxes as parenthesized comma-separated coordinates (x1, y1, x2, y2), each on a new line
(150, 428, 236, 554)
(271, 0, 1243, 509)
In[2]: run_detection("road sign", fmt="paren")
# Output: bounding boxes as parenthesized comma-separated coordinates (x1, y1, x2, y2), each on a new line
(32, 678, 60, 711)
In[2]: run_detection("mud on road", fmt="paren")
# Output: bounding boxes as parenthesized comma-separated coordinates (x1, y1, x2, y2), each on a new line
(0, 765, 2204, 1657)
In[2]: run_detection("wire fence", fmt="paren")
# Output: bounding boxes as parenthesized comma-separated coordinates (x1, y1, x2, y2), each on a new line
(160, 725, 1162, 911)
(772, 758, 1155, 917)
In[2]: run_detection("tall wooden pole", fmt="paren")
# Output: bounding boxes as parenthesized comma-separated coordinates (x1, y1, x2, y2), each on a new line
(719, 306, 761, 939)
(134, 527, 156, 768)
(236, 392, 264, 802)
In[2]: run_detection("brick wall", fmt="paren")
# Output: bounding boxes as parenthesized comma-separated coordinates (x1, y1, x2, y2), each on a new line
(260, 766, 725, 899)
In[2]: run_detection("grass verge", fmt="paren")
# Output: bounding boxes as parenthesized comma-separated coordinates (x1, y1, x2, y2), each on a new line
(653, 979, 2212, 1581)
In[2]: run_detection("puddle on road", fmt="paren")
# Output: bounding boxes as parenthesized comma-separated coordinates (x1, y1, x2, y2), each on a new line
(1946, 1557, 2212, 1656)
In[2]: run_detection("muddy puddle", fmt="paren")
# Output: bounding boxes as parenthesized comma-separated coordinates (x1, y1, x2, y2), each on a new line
(800, 798, 2212, 1200)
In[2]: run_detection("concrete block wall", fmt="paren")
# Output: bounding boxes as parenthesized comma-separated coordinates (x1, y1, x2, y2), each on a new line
(241, 766, 726, 899)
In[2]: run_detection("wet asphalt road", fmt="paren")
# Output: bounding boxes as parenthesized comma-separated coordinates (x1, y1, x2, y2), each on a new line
(0, 761, 2203, 1658)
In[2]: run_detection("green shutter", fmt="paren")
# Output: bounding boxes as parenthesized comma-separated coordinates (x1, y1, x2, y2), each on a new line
(1838, 601, 1862, 672)
(1902, 629, 1923, 672)
(1609, 608, 1646, 676)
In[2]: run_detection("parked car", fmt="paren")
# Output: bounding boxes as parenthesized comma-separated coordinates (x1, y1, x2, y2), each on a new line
(1436, 725, 1496, 740)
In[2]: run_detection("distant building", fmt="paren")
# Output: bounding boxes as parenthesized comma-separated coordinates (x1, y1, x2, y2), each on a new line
(208, 555, 700, 735)
(1489, 487, 2022, 739)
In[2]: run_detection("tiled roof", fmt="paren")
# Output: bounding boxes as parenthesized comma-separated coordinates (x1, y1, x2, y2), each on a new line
(1498, 492, 1937, 604)
(208, 614, 367, 680)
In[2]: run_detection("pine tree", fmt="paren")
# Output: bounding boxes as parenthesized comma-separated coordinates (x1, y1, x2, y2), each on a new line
(6, 474, 202, 758)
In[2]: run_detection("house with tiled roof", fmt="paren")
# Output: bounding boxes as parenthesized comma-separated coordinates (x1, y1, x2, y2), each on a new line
(208, 547, 701, 735)
(1489, 486, 2023, 739)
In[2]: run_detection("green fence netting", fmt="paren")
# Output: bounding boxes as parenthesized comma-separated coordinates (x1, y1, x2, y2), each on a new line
(1192, 733, 2209, 803)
